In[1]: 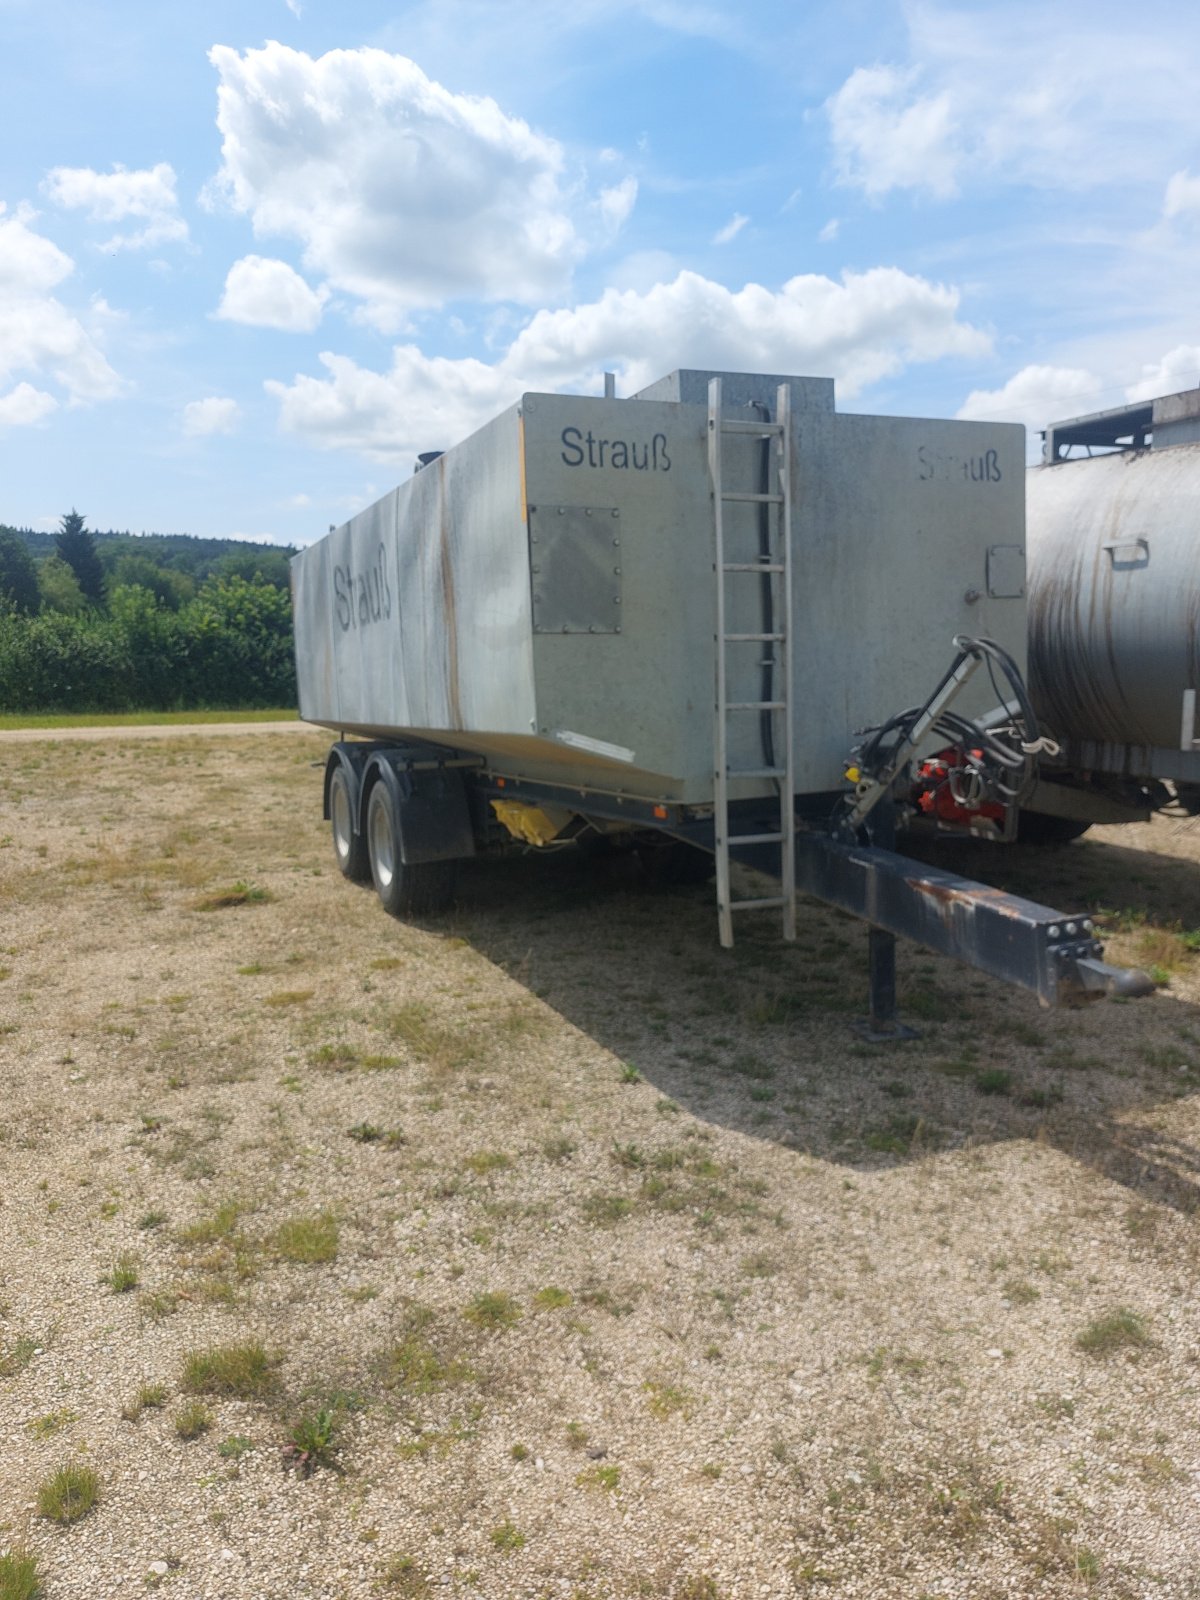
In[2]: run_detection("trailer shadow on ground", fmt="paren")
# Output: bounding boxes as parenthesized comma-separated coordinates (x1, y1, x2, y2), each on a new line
(444, 827, 1200, 1218)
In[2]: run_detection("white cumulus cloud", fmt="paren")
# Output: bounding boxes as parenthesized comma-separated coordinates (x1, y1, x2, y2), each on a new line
(43, 162, 188, 250)
(0, 203, 121, 404)
(216, 255, 328, 331)
(206, 41, 634, 330)
(0, 381, 58, 428)
(827, 66, 959, 199)
(266, 264, 989, 463)
(182, 396, 240, 437)
(956, 365, 1102, 435)
(1125, 345, 1200, 401)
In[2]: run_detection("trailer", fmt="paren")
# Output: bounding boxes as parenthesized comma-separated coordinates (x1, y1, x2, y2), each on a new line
(292, 368, 1151, 1029)
(1024, 385, 1200, 839)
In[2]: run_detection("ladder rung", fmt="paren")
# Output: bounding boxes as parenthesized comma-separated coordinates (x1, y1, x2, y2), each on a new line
(723, 562, 784, 573)
(721, 491, 784, 505)
(718, 419, 785, 437)
(723, 632, 784, 643)
(727, 896, 789, 912)
(726, 700, 785, 710)
(726, 765, 785, 778)
(728, 831, 785, 845)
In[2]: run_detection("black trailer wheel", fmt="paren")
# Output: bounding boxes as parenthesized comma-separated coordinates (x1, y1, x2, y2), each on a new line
(330, 765, 370, 881)
(366, 782, 457, 916)
(1016, 811, 1092, 845)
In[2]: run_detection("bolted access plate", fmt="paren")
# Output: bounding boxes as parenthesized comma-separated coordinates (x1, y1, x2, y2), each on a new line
(529, 504, 623, 634)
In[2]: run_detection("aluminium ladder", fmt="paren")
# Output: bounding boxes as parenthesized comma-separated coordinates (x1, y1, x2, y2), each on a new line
(707, 377, 796, 949)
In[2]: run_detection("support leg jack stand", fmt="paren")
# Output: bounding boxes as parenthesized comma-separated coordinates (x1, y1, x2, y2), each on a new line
(852, 926, 919, 1043)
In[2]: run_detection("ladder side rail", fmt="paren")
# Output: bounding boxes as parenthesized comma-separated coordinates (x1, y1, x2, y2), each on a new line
(776, 382, 797, 940)
(708, 376, 734, 949)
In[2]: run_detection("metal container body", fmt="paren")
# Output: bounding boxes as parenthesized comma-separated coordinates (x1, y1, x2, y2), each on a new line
(1027, 445, 1200, 749)
(293, 371, 1026, 803)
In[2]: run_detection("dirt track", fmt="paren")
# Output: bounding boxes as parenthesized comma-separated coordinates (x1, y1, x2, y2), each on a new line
(1, 726, 1199, 1598)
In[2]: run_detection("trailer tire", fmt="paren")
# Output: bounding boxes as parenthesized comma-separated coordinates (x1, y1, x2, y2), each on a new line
(1017, 811, 1092, 845)
(366, 781, 457, 916)
(330, 766, 370, 882)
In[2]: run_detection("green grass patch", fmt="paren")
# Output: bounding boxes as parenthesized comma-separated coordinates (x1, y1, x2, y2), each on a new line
(0, 1549, 41, 1600)
(0, 709, 298, 730)
(275, 1211, 339, 1264)
(464, 1291, 522, 1331)
(1075, 1308, 1151, 1356)
(37, 1462, 99, 1524)
(181, 1340, 280, 1399)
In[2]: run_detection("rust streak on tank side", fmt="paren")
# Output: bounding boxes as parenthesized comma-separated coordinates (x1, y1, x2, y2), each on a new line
(438, 457, 463, 730)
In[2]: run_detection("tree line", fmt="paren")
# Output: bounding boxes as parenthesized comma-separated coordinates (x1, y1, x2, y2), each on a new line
(0, 513, 297, 711)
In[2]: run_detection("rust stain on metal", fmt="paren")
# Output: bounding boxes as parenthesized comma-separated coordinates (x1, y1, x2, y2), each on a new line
(906, 875, 1027, 920)
(438, 457, 463, 730)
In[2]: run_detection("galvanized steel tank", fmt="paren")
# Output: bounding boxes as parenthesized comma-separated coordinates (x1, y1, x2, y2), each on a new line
(1027, 444, 1200, 750)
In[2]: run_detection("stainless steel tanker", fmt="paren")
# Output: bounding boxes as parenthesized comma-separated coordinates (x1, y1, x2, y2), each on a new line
(1024, 385, 1200, 831)
(291, 366, 1152, 1017)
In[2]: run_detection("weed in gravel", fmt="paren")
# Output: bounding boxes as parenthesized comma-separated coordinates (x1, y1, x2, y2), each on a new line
(311, 1042, 362, 1071)
(104, 1252, 140, 1293)
(388, 1003, 479, 1073)
(0, 1335, 39, 1377)
(384, 1313, 473, 1394)
(510, 1442, 529, 1461)
(0, 1548, 40, 1600)
(138, 1210, 167, 1231)
(121, 1383, 168, 1422)
(181, 1340, 280, 1398)
(176, 1198, 242, 1246)
(740, 1252, 779, 1279)
(643, 1380, 695, 1420)
(541, 1135, 575, 1161)
(218, 1434, 253, 1460)
(275, 1211, 338, 1264)
(348, 1122, 405, 1148)
(264, 989, 314, 1008)
(974, 1068, 1014, 1096)
(138, 1289, 179, 1322)
(1075, 1308, 1151, 1356)
(582, 1194, 634, 1225)
(1002, 1279, 1040, 1305)
(283, 1407, 342, 1476)
(376, 1554, 431, 1595)
(488, 1521, 525, 1553)
(463, 1150, 512, 1176)
(194, 882, 273, 911)
(37, 1461, 99, 1523)
(564, 1422, 589, 1450)
(28, 1409, 75, 1439)
(575, 1464, 620, 1492)
(619, 1063, 642, 1084)
(464, 1291, 521, 1330)
(677, 1578, 721, 1600)
(174, 1401, 214, 1441)
(533, 1286, 573, 1310)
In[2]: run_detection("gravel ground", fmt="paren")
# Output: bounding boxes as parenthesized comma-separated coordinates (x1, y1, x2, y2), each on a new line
(1, 728, 1199, 1600)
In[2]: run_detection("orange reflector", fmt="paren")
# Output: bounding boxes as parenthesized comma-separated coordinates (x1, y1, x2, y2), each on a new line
(495, 777, 506, 788)
(653, 805, 668, 819)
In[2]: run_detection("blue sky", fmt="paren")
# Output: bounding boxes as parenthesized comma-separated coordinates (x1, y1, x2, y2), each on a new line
(2, 0, 1199, 545)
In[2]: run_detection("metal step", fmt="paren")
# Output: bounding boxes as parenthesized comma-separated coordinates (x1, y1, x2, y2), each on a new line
(723, 561, 785, 573)
(723, 632, 784, 643)
(726, 765, 786, 779)
(721, 491, 784, 505)
(727, 831, 785, 846)
(726, 700, 785, 711)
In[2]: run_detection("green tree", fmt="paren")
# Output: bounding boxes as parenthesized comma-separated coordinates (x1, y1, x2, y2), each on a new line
(0, 529, 40, 615)
(38, 555, 88, 613)
(55, 509, 105, 603)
